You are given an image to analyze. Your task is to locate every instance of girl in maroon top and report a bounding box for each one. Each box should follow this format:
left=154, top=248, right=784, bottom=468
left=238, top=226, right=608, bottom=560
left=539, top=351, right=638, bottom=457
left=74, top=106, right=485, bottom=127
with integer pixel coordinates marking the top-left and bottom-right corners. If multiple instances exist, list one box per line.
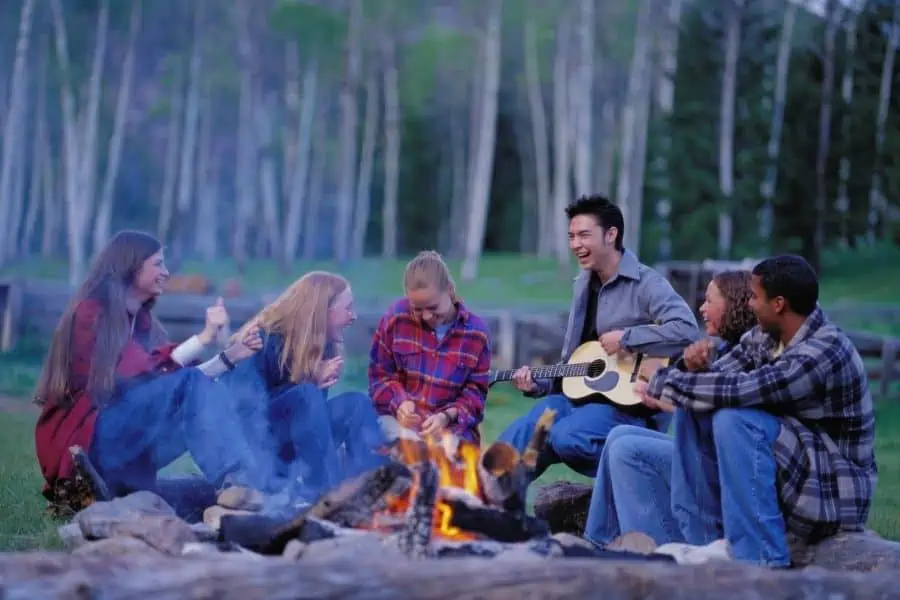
left=34, top=230, right=264, bottom=510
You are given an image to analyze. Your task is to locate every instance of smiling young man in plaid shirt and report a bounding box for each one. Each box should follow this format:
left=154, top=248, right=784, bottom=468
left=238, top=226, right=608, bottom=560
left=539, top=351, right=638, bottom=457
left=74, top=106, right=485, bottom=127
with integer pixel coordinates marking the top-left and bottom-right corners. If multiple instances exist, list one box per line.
left=637, top=255, right=877, bottom=567
left=368, top=251, right=492, bottom=445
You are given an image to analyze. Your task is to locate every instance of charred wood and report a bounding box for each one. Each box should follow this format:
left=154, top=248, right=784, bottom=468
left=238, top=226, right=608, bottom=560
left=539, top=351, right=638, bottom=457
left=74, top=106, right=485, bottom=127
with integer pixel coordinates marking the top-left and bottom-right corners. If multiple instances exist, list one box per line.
left=446, top=500, right=550, bottom=543
left=398, top=462, right=438, bottom=558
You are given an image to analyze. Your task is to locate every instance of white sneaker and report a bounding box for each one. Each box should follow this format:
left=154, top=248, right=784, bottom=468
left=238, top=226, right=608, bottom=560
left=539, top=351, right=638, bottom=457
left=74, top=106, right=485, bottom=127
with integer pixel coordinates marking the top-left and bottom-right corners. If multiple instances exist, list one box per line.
left=654, top=539, right=732, bottom=564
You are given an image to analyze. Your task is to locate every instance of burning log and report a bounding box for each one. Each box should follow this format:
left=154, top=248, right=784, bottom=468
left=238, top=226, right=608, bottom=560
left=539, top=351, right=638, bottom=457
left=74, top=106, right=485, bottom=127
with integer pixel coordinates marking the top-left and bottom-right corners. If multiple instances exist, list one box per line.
left=445, top=500, right=550, bottom=543
left=476, top=442, right=527, bottom=512
left=310, top=460, right=412, bottom=528
left=398, top=462, right=439, bottom=559
left=217, top=461, right=409, bottom=555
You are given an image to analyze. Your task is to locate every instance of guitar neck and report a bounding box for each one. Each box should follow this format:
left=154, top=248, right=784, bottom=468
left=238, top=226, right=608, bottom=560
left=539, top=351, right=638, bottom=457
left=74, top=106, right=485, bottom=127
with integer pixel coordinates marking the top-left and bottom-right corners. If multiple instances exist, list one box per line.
left=491, top=363, right=592, bottom=383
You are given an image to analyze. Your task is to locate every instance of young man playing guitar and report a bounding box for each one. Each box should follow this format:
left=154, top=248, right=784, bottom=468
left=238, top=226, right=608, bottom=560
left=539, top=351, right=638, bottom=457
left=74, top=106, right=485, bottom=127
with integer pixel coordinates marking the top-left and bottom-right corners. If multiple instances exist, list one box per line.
left=496, top=195, right=700, bottom=481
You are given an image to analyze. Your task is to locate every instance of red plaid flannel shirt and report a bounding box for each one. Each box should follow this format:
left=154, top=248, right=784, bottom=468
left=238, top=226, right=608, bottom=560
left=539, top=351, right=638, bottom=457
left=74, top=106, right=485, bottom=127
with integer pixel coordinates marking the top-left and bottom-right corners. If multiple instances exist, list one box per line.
left=368, top=298, right=492, bottom=444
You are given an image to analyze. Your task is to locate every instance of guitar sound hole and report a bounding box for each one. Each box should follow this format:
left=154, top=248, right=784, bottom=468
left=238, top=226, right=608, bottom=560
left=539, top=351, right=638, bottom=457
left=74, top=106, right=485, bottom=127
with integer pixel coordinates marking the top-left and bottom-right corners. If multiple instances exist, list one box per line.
left=587, top=359, right=607, bottom=378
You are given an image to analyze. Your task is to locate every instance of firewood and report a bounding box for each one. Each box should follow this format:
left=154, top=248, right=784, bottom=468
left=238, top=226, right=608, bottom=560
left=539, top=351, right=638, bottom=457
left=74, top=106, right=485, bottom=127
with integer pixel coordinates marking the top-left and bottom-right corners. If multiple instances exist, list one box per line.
left=216, top=461, right=409, bottom=555
left=398, top=462, right=438, bottom=559
left=310, top=460, right=411, bottom=527
left=69, top=446, right=112, bottom=502
left=477, top=442, right=526, bottom=510
left=445, top=500, right=550, bottom=543
left=218, top=513, right=337, bottom=554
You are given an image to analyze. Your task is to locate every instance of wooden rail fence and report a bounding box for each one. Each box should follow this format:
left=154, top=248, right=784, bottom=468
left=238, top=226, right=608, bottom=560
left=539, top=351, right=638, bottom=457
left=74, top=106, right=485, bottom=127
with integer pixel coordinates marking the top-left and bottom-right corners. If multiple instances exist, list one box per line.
left=2, top=271, right=898, bottom=398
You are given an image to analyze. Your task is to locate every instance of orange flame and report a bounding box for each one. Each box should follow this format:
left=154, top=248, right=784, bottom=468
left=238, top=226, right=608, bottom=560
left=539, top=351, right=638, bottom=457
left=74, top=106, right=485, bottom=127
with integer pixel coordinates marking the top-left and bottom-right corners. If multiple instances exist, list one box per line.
left=374, top=433, right=482, bottom=541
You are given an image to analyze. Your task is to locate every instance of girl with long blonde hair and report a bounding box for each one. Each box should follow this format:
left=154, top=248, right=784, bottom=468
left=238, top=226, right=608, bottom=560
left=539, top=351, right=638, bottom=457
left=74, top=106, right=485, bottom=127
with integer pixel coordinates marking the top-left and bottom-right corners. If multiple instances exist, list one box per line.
left=221, top=271, right=386, bottom=501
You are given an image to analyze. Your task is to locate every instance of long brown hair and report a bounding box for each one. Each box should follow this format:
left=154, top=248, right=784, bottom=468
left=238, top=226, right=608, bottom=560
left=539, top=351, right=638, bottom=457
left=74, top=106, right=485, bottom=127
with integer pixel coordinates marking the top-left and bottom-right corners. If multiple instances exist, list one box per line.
left=34, top=231, right=168, bottom=408
left=234, top=271, right=349, bottom=384
left=712, top=270, right=756, bottom=346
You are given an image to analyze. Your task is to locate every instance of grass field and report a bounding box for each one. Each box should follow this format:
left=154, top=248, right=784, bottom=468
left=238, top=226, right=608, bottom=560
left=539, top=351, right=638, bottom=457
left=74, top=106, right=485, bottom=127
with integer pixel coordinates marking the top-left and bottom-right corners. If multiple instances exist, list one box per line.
left=1, top=249, right=899, bottom=552
left=3, top=242, right=900, bottom=310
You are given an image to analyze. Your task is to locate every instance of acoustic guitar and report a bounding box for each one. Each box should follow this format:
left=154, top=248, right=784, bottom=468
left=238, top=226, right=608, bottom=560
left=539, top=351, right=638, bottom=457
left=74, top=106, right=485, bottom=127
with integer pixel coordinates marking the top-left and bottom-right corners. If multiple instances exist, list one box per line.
left=487, top=341, right=669, bottom=407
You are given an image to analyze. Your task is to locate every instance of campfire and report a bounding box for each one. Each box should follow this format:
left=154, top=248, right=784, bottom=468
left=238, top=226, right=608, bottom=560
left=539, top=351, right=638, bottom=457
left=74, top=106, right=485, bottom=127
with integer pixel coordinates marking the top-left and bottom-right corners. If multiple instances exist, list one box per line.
left=203, top=409, right=558, bottom=557
left=65, top=408, right=678, bottom=562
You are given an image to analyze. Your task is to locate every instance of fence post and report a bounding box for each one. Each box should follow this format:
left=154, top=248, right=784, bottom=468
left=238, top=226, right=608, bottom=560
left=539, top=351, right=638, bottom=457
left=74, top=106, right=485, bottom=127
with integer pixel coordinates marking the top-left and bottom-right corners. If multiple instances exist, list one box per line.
left=495, top=310, right=516, bottom=371
left=881, top=339, right=898, bottom=400
left=0, top=282, right=22, bottom=352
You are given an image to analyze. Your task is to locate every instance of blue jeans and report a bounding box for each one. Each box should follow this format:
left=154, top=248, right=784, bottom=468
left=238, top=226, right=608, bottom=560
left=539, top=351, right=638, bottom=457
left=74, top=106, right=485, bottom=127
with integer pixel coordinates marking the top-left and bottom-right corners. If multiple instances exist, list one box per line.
left=267, top=384, right=388, bottom=499
left=496, top=394, right=672, bottom=479
left=584, top=424, right=683, bottom=546
left=671, top=407, right=790, bottom=566
left=91, top=368, right=268, bottom=496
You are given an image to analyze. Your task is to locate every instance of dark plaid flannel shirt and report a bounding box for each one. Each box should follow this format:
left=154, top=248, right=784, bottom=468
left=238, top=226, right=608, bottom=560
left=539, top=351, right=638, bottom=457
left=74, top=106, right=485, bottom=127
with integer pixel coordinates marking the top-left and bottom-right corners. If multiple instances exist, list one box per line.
left=647, top=307, right=877, bottom=542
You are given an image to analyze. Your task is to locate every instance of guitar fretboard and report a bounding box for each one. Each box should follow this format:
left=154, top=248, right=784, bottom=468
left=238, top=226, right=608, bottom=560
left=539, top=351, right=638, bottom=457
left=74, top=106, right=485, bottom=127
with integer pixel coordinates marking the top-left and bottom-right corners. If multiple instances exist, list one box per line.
left=491, top=363, right=593, bottom=382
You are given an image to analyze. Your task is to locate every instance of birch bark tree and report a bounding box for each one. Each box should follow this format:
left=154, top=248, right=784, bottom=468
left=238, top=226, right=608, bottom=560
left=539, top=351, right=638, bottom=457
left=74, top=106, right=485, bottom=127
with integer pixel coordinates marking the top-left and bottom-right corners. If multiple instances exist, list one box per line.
left=758, top=0, right=797, bottom=249
left=573, top=0, right=595, bottom=196
left=231, top=0, right=258, bottom=270
left=0, top=0, right=36, bottom=264
left=523, top=2, right=552, bottom=258
left=334, top=0, right=363, bottom=264
left=351, top=70, right=380, bottom=260
left=551, top=11, right=573, bottom=265
left=813, top=1, right=841, bottom=272
left=835, top=13, right=857, bottom=246
left=170, top=1, right=203, bottom=264
left=461, top=0, right=503, bottom=281
left=867, top=0, right=899, bottom=243
left=282, top=52, right=319, bottom=265
left=156, top=68, right=183, bottom=243
left=51, top=0, right=109, bottom=284
left=92, top=0, right=142, bottom=254
left=381, top=31, right=400, bottom=259
left=617, top=0, right=655, bottom=257
left=717, top=0, right=743, bottom=259
left=651, top=0, right=683, bottom=261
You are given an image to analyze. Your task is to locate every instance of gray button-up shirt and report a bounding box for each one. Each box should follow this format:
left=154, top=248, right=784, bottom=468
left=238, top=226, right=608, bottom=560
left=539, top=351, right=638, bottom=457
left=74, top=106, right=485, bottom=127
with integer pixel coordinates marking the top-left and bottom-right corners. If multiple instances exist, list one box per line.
left=530, top=249, right=701, bottom=397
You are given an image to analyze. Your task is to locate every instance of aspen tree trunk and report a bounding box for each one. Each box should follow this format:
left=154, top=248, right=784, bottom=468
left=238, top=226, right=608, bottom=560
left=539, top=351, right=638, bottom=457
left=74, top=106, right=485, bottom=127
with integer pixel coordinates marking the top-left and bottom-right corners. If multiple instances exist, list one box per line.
left=351, top=70, right=380, bottom=260
left=523, top=3, right=553, bottom=258
left=92, top=0, right=141, bottom=254
left=551, top=12, right=573, bottom=266
left=813, top=2, right=840, bottom=273
left=0, top=0, right=36, bottom=264
left=758, top=1, right=796, bottom=250
left=617, top=0, right=655, bottom=256
left=157, top=70, right=183, bottom=242
left=573, top=0, right=594, bottom=196
left=282, top=56, right=318, bottom=265
left=717, top=0, right=743, bottom=260
left=461, top=0, right=503, bottom=281
left=334, top=0, right=363, bottom=264
left=867, top=0, right=899, bottom=243
left=381, top=33, right=400, bottom=259
left=835, top=15, right=857, bottom=247
left=652, top=0, right=683, bottom=261
left=171, top=1, right=203, bottom=263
